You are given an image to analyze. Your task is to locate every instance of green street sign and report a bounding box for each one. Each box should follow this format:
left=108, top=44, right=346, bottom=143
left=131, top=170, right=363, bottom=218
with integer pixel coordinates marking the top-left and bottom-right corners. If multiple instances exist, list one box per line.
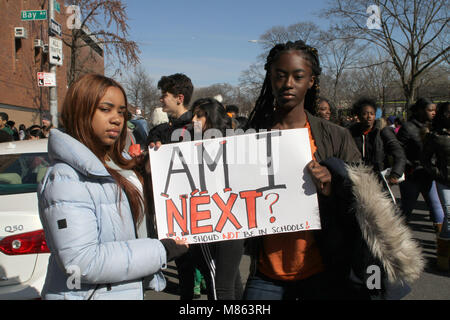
left=21, top=10, right=47, bottom=21
left=54, top=1, right=61, bottom=14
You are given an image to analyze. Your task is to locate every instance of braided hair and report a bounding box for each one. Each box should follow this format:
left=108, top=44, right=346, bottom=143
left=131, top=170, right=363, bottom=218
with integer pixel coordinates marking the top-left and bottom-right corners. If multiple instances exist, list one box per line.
left=247, top=40, right=322, bottom=130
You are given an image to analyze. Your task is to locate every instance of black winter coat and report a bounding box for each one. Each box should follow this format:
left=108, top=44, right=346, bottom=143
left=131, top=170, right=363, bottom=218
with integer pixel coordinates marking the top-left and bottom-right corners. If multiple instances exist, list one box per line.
left=422, top=129, right=450, bottom=187
left=146, top=110, right=193, bottom=145
left=349, top=121, right=406, bottom=178
left=396, top=119, right=429, bottom=172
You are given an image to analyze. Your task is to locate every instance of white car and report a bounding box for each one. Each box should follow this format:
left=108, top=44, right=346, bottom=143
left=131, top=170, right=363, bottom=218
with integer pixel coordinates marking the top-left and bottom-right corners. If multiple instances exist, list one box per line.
left=0, top=139, right=50, bottom=299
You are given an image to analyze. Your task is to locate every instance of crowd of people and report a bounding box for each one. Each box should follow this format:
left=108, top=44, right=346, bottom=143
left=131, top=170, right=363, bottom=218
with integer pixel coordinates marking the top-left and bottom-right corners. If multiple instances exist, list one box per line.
left=0, top=112, right=53, bottom=143
left=2, top=39, right=449, bottom=301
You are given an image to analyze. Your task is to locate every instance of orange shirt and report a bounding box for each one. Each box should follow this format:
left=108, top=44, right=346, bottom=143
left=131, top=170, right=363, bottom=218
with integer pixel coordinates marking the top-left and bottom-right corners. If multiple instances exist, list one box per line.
left=305, top=120, right=318, bottom=159
left=258, top=119, right=325, bottom=281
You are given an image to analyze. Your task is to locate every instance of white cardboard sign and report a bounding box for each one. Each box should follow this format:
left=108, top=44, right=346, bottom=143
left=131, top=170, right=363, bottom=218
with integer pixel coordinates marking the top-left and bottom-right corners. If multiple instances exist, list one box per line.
left=149, top=129, right=321, bottom=244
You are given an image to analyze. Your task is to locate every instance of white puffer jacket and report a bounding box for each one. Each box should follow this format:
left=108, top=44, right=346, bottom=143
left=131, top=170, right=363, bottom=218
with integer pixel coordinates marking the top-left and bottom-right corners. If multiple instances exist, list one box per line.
left=38, top=129, right=167, bottom=300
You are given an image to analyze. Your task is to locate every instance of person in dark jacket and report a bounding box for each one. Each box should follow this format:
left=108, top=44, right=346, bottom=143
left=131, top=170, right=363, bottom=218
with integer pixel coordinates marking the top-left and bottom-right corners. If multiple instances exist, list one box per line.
left=422, top=101, right=450, bottom=271
left=189, top=98, right=245, bottom=300
left=396, top=98, right=444, bottom=225
left=243, top=40, right=423, bottom=300
left=147, top=73, right=196, bottom=300
left=349, top=97, right=406, bottom=186
left=147, top=73, right=194, bottom=147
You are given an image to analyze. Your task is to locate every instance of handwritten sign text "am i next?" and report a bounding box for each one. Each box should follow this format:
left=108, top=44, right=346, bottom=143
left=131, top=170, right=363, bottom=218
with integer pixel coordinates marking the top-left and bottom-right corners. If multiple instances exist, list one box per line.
left=149, top=129, right=321, bottom=244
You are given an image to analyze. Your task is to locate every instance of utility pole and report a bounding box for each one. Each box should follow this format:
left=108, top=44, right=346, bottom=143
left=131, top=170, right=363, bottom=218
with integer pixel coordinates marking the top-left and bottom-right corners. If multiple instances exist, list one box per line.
left=48, top=0, right=58, bottom=128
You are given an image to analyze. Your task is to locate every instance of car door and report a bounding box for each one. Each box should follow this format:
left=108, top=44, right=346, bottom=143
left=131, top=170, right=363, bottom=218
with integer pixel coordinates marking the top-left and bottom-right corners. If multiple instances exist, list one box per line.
left=0, top=152, right=50, bottom=288
left=0, top=193, right=44, bottom=286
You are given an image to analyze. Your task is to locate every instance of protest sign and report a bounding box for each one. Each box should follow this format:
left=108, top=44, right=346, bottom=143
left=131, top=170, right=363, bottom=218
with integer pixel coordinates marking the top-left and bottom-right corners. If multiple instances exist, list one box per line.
left=149, top=128, right=321, bottom=244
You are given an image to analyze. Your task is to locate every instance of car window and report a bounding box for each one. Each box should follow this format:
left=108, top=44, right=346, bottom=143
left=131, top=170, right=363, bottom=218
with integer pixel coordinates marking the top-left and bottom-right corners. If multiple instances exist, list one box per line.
left=0, top=153, right=49, bottom=195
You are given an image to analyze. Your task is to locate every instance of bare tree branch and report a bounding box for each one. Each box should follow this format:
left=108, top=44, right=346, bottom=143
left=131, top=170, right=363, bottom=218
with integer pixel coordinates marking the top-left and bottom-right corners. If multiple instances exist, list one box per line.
left=64, top=0, right=140, bottom=86
left=323, top=0, right=449, bottom=108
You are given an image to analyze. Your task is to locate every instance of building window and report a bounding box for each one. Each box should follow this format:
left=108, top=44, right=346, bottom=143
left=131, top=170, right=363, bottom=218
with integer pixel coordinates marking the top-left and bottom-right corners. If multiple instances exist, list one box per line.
left=15, top=38, right=22, bottom=59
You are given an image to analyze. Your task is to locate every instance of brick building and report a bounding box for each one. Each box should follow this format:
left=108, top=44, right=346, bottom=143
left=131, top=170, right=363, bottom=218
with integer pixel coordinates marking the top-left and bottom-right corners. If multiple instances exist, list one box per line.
left=0, top=0, right=104, bottom=128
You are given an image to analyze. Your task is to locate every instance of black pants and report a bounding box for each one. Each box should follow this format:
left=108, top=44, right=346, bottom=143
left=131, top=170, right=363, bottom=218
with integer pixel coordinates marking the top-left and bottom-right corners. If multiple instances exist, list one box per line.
left=175, top=248, right=197, bottom=300
left=191, top=239, right=245, bottom=300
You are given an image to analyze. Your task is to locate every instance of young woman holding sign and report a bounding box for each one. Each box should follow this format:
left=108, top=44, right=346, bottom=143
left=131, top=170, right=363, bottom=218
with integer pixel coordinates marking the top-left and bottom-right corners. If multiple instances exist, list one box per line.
left=37, top=74, right=188, bottom=300
left=189, top=97, right=246, bottom=300
left=243, top=40, right=424, bottom=300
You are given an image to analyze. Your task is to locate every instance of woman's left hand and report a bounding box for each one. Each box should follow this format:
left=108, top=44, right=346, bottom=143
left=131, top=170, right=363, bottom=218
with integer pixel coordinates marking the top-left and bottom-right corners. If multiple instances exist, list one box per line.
left=307, top=160, right=332, bottom=196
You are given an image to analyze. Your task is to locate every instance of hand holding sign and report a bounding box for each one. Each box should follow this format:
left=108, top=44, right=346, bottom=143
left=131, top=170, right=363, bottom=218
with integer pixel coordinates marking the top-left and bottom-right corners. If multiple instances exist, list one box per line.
left=160, top=238, right=189, bottom=262
left=149, top=129, right=322, bottom=244
left=149, top=141, right=162, bottom=151
left=307, top=160, right=332, bottom=196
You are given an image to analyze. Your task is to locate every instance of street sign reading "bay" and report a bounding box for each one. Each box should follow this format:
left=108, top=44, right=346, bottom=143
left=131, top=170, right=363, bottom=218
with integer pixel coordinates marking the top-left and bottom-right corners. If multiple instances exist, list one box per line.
left=21, top=10, right=47, bottom=21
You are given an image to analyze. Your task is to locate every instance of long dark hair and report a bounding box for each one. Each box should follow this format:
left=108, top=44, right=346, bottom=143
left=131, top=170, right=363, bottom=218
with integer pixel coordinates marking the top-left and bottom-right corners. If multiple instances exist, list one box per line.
left=61, top=74, right=145, bottom=227
left=247, top=40, right=322, bottom=130
left=191, top=98, right=232, bottom=135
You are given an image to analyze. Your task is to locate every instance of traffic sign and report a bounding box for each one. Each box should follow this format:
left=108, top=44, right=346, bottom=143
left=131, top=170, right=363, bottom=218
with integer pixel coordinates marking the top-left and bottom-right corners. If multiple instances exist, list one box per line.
left=21, top=10, right=47, bottom=21
left=49, top=36, right=63, bottom=66
left=54, top=1, right=61, bottom=14
left=49, top=18, right=62, bottom=37
left=37, top=72, right=56, bottom=87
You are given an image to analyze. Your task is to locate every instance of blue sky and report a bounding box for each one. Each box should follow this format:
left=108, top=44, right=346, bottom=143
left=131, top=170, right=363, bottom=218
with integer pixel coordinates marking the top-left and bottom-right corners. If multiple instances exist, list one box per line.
left=118, top=0, right=330, bottom=87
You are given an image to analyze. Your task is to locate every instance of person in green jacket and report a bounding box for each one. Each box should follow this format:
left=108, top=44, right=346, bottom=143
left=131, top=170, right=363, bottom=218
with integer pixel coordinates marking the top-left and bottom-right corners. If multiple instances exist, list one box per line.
left=0, top=112, right=14, bottom=136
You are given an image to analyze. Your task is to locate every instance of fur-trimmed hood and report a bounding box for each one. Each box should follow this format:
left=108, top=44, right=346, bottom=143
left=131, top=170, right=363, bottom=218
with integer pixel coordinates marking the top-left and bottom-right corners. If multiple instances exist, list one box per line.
left=245, top=157, right=425, bottom=298
left=346, top=163, right=425, bottom=284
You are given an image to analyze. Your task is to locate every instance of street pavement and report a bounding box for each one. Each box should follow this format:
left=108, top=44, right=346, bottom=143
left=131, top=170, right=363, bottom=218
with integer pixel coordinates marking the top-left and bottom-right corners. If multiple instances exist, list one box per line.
left=144, top=185, right=450, bottom=300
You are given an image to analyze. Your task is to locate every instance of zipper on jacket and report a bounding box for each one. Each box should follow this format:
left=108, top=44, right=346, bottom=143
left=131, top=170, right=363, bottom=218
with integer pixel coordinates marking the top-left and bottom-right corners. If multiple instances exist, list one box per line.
left=362, top=134, right=366, bottom=159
